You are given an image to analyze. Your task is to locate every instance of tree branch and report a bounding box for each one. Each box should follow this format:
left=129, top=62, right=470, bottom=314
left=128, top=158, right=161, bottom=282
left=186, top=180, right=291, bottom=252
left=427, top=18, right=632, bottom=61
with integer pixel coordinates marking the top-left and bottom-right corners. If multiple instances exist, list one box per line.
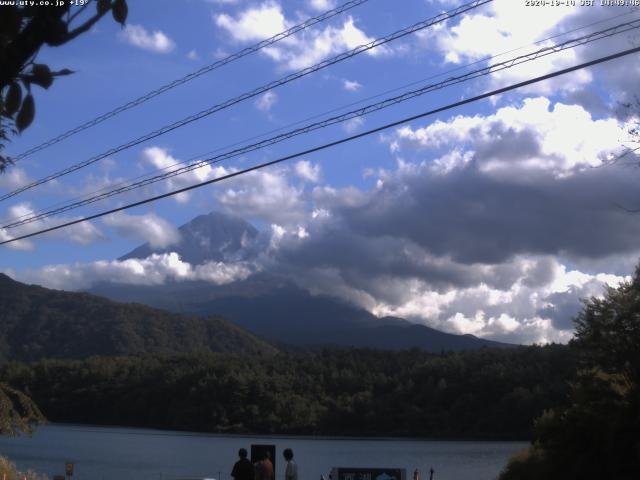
left=68, top=0, right=93, bottom=24
left=56, top=7, right=111, bottom=45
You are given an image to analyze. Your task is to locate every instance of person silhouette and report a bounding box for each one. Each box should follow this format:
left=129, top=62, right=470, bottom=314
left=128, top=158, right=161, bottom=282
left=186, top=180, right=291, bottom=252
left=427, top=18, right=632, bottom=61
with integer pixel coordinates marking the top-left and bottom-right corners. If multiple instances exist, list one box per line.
left=256, top=450, right=274, bottom=480
left=231, top=448, right=253, bottom=480
left=283, top=448, right=298, bottom=480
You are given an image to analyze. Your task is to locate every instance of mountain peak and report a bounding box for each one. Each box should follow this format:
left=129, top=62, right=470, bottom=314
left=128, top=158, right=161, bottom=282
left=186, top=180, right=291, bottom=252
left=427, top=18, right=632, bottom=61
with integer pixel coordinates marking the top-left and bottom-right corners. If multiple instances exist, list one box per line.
left=119, top=210, right=262, bottom=265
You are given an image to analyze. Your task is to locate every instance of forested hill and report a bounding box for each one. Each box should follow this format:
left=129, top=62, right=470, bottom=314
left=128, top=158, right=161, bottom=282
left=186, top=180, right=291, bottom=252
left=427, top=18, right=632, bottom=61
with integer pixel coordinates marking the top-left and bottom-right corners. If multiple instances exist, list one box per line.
left=0, top=273, right=277, bottom=361
left=2, top=346, right=575, bottom=439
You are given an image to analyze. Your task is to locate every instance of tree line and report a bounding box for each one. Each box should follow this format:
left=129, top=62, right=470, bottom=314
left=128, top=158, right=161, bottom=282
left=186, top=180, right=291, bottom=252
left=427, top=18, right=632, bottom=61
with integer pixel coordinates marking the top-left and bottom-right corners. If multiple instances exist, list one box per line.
left=1, top=344, right=574, bottom=439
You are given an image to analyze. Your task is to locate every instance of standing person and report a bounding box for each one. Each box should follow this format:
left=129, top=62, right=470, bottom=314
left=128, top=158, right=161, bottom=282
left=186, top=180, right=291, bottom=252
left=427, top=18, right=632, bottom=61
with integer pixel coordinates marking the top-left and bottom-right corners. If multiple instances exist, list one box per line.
left=256, top=451, right=274, bottom=480
left=283, top=448, right=298, bottom=480
left=231, top=448, right=254, bottom=480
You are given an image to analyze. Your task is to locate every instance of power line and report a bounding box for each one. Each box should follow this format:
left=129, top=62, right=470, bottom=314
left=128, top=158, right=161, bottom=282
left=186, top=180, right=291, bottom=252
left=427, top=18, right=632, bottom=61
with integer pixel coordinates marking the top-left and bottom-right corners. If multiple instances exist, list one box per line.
left=4, top=18, right=638, bottom=230
left=0, top=0, right=493, bottom=203
left=2, top=44, right=638, bottom=247
left=7, top=7, right=631, bottom=229
left=2, top=11, right=636, bottom=229
left=11, top=0, right=371, bottom=161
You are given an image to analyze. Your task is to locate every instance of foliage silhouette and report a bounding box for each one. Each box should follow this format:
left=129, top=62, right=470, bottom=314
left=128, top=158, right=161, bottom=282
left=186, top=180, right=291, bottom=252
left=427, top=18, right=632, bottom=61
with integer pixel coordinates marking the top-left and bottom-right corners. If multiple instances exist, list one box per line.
left=0, top=0, right=128, bottom=170
left=499, top=265, right=640, bottom=480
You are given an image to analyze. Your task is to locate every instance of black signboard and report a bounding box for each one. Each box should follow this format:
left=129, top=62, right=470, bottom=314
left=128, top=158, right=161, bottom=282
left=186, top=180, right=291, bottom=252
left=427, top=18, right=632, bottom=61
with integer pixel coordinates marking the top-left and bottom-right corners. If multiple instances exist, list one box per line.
left=335, top=468, right=405, bottom=480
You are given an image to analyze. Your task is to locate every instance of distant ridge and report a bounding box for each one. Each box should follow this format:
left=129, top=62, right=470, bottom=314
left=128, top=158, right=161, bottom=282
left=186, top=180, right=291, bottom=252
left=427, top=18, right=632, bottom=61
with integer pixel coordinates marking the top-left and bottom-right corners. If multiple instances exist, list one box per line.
left=0, top=273, right=277, bottom=362
left=92, top=276, right=514, bottom=352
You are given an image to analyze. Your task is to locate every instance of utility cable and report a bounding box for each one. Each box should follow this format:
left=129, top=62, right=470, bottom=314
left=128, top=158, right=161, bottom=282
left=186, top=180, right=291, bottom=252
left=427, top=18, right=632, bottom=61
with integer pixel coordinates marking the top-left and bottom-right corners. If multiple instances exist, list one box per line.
left=2, top=43, right=638, bottom=246
left=11, top=0, right=371, bottom=161
left=0, top=0, right=493, bottom=203
left=6, top=2, right=631, bottom=227
left=3, top=18, right=638, bottom=230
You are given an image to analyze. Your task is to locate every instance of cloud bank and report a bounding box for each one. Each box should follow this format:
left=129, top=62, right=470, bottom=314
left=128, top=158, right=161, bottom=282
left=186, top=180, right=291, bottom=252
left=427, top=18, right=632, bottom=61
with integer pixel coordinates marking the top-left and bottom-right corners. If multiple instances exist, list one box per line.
left=6, top=92, right=639, bottom=345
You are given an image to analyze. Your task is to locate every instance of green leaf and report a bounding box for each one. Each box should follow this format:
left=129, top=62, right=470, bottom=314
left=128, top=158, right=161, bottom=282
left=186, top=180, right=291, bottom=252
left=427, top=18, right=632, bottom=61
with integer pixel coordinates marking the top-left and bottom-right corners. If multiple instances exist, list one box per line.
left=97, top=0, right=111, bottom=14
left=5, top=83, right=22, bottom=116
left=31, top=64, right=53, bottom=89
left=16, top=94, right=35, bottom=132
left=112, top=0, right=128, bottom=25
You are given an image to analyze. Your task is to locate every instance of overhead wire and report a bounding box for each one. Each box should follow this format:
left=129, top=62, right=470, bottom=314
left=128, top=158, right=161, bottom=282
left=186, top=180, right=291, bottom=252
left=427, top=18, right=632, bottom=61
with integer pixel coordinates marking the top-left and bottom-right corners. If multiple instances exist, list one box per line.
left=2, top=7, right=636, bottom=227
left=0, top=0, right=493, bottom=203
left=3, top=17, right=639, bottom=230
left=103, top=6, right=640, bottom=191
left=2, top=44, right=639, bottom=246
left=11, top=0, right=371, bottom=161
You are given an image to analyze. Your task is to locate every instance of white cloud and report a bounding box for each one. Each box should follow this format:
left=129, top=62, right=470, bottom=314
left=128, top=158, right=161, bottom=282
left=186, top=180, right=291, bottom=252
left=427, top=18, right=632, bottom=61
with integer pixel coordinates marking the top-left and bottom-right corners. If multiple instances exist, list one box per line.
left=0, top=167, right=31, bottom=191
left=255, top=90, right=277, bottom=112
left=423, top=0, right=640, bottom=102
left=392, top=97, right=625, bottom=175
left=270, top=16, right=387, bottom=71
left=13, top=253, right=253, bottom=291
left=0, top=227, right=32, bottom=251
left=142, top=146, right=229, bottom=203
left=364, top=256, right=628, bottom=343
left=428, top=0, right=578, bottom=63
left=294, top=160, right=321, bottom=183
left=309, top=0, right=336, bottom=11
left=343, top=116, right=364, bottom=133
left=217, top=168, right=306, bottom=224
left=343, top=79, right=362, bottom=91
left=187, top=49, right=199, bottom=60
left=421, top=0, right=593, bottom=95
left=119, top=24, right=176, bottom=54
left=215, top=3, right=386, bottom=71
left=103, top=212, right=181, bottom=249
left=0, top=202, right=103, bottom=250
left=215, top=1, right=287, bottom=42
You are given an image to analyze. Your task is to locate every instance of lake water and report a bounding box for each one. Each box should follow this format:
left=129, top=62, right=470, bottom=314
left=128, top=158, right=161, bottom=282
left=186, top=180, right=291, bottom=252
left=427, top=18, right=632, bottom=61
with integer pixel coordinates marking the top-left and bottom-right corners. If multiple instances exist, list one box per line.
left=0, top=425, right=527, bottom=480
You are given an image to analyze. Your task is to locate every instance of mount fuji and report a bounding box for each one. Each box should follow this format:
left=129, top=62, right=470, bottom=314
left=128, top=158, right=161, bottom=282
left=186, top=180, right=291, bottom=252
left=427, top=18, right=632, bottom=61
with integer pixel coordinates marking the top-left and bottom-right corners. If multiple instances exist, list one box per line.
left=92, top=211, right=513, bottom=351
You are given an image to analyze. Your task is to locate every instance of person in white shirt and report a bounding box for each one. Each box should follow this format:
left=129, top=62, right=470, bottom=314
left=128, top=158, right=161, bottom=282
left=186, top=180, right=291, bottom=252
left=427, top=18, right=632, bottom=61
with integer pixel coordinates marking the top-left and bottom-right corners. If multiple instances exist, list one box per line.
left=283, top=448, right=298, bottom=480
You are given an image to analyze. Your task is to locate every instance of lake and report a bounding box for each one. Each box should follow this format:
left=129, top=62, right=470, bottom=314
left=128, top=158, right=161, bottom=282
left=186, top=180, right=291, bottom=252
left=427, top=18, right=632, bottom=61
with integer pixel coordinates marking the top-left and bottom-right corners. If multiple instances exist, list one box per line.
left=0, top=425, right=527, bottom=480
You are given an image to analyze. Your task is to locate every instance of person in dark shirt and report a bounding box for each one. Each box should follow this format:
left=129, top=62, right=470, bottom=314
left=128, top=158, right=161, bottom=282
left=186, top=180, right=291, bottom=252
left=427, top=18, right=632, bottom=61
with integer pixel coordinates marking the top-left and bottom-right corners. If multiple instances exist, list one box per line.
left=231, top=448, right=254, bottom=480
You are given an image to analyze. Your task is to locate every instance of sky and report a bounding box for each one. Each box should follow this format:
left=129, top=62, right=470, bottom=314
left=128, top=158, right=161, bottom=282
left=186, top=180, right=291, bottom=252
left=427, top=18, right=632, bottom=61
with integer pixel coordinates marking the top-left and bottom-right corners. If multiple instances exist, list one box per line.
left=2, top=0, right=640, bottom=344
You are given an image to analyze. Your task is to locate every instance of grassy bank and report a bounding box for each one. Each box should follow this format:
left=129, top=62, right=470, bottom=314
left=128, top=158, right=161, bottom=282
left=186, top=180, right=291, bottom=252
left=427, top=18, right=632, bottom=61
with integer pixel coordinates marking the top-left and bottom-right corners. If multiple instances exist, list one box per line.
left=0, top=456, right=47, bottom=480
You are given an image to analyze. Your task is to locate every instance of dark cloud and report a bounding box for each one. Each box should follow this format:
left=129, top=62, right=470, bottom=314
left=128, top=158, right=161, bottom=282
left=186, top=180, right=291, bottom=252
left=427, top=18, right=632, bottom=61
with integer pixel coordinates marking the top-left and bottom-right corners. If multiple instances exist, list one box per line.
left=328, top=160, right=640, bottom=264
left=475, top=124, right=542, bottom=162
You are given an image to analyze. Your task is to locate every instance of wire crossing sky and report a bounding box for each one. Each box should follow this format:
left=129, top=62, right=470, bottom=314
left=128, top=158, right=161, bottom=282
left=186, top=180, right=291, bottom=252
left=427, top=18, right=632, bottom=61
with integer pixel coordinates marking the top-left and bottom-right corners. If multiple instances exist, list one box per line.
left=4, top=5, right=633, bottom=228
left=4, top=17, right=639, bottom=231
left=0, top=0, right=492, bottom=203
left=3, top=43, right=638, bottom=246
left=12, top=0, right=371, bottom=162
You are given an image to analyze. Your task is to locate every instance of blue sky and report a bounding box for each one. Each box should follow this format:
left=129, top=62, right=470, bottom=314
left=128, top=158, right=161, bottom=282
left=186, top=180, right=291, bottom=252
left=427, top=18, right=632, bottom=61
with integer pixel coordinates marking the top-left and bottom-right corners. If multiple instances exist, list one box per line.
left=2, top=0, right=640, bottom=344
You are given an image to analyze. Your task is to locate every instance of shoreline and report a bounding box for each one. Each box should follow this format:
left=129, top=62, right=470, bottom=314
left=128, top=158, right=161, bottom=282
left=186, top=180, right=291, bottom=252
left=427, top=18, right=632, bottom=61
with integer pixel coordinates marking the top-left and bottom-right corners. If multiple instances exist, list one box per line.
left=32, top=422, right=532, bottom=443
